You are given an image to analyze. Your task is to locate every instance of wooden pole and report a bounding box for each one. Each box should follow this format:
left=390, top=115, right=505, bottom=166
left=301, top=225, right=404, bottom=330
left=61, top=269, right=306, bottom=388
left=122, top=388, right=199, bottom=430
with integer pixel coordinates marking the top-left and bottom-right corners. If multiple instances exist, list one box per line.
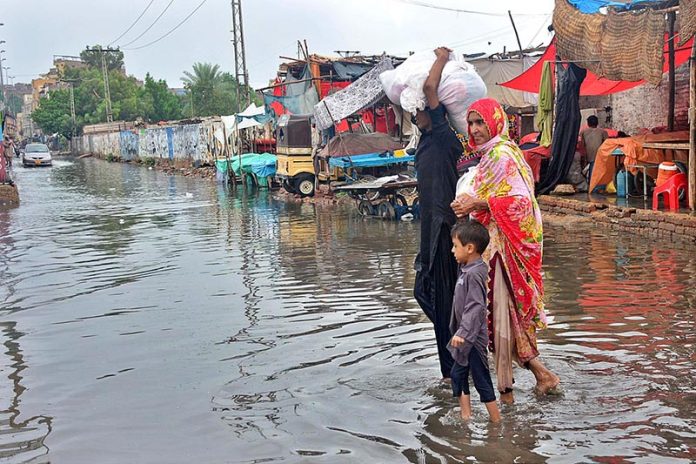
left=508, top=11, right=524, bottom=58
left=689, top=39, right=696, bottom=210
left=667, top=12, right=676, bottom=132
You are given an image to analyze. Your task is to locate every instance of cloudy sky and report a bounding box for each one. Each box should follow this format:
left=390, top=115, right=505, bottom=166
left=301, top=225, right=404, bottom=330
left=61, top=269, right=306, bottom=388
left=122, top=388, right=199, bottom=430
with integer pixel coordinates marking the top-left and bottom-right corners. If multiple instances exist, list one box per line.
left=2, top=0, right=555, bottom=88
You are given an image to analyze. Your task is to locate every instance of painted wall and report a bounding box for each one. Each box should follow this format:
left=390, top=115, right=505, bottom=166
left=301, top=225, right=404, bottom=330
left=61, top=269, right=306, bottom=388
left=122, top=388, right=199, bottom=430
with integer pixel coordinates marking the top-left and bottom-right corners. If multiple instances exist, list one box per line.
left=76, top=120, right=227, bottom=165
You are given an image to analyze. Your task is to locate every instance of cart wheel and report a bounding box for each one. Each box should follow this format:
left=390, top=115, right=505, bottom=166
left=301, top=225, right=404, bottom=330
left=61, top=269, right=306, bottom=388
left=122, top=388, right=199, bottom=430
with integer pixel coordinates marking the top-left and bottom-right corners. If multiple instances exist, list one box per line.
left=394, top=194, right=408, bottom=207
left=378, top=202, right=395, bottom=220
left=294, top=173, right=316, bottom=197
left=358, top=200, right=374, bottom=217
left=357, top=175, right=380, bottom=201
left=282, top=178, right=296, bottom=194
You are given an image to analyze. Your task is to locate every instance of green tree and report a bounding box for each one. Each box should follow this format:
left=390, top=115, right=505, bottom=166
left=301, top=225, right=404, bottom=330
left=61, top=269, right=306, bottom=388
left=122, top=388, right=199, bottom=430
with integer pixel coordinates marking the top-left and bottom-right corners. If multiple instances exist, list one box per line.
left=1, top=93, right=23, bottom=115
left=182, top=62, right=223, bottom=117
left=31, top=89, right=74, bottom=138
left=181, top=63, right=260, bottom=117
left=79, top=45, right=125, bottom=71
left=143, top=73, right=182, bottom=122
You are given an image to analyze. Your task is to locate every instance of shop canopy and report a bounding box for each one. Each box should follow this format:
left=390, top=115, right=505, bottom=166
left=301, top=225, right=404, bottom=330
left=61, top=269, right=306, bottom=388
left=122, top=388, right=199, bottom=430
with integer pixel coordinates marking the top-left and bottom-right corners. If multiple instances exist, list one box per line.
left=500, top=36, right=694, bottom=96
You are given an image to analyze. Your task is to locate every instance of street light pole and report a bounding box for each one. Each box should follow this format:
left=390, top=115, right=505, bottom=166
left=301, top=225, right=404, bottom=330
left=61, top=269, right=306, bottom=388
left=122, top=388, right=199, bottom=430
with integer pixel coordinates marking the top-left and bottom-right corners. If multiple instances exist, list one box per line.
left=0, top=50, right=5, bottom=103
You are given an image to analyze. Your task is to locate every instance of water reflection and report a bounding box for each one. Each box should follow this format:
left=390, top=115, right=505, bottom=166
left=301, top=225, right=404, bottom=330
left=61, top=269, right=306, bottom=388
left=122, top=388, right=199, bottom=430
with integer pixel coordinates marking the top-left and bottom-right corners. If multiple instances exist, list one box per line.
left=0, top=159, right=693, bottom=463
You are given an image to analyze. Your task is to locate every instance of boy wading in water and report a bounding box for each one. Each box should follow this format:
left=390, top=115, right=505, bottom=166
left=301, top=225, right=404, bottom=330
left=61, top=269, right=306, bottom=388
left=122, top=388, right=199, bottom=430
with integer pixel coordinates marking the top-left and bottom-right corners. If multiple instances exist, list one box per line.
left=448, top=220, right=501, bottom=422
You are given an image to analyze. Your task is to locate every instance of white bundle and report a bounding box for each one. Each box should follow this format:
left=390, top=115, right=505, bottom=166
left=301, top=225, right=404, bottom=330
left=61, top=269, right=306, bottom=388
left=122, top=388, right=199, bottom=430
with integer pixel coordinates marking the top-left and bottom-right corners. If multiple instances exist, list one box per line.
left=379, top=51, right=487, bottom=135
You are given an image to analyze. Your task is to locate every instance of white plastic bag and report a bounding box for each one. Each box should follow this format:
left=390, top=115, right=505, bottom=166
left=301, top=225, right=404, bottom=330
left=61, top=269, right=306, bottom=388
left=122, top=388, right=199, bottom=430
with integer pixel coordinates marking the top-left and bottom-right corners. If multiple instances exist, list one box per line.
left=379, top=50, right=487, bottom=135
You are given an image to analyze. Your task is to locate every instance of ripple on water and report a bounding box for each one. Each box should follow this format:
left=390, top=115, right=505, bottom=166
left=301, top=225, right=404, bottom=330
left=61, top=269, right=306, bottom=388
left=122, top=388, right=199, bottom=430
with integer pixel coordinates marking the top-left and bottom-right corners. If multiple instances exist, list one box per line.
left=0, top=160, right=694, bottom=463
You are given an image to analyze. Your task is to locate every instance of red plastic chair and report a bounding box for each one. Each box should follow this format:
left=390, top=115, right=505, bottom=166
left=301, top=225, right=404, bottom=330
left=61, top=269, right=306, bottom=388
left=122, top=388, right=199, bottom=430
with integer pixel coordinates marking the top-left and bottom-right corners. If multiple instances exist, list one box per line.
left=652, top=172, right=688, bottom=210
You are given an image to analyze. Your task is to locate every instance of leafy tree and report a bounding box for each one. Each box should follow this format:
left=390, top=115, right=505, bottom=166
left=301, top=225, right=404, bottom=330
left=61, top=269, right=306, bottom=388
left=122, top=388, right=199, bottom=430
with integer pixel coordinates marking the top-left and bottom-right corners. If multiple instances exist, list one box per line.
left=1, top=93, right=23, bottom=115
left=30, top=89, right=74, bottom=137
left=79, top=45, right=125, bottom=71
left=143, top=73, right=182, bottom=122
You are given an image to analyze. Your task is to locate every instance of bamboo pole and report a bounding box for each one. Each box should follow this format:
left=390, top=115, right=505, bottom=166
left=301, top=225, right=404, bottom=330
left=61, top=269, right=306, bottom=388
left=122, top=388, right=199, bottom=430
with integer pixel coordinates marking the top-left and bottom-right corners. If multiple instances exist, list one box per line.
left=689, top=39, right=696, bottom=210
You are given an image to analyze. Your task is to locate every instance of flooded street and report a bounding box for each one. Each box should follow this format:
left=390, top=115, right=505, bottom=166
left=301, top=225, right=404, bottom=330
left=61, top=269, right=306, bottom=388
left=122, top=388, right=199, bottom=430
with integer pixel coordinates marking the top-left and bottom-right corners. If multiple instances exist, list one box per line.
left=0, top=158, right=694, bottom=463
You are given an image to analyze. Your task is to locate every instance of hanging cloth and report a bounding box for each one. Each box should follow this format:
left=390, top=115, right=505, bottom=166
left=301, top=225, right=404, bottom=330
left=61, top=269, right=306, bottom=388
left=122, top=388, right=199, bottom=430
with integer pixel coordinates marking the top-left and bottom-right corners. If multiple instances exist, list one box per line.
left=536, top=62, right=554, bottom=148
left=536, top=63, right=587, bottom=195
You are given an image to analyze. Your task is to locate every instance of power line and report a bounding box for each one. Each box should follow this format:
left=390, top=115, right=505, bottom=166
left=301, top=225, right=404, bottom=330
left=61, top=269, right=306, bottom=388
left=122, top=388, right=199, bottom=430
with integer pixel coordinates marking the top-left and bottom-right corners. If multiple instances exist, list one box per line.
left=108, top=0, right=156, bottom=46
left=119, top=0, right=176, bottom=48
left=395, top=0, right=548, bottom=17
left=124, top=0, right=208, bottom=51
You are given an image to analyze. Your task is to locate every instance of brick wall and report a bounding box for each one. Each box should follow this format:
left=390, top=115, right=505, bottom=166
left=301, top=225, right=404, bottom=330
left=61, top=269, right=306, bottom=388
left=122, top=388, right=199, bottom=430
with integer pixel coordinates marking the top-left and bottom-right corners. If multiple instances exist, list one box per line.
left=609, top=63, right=690, bottom=133
left=538, top=196, right=696, bottom=245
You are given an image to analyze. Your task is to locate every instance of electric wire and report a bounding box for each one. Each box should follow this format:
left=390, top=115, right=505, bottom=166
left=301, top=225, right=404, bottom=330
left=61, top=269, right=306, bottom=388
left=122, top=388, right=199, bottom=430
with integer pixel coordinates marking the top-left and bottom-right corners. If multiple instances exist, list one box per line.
left=108, top=0, right=156, bottom=47
left=395, top=0, right=548, bottom=17
left=123, top=0, right=208, bottom=51
left=526, top=14, right=553, bottom=48
left=119, top=0, right=176, bottom=48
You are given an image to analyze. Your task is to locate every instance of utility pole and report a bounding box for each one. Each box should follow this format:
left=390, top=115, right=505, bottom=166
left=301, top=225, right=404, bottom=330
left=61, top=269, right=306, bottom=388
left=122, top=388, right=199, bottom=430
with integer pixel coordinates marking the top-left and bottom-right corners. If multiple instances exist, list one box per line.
left=230, top=0, right=249, bottom=113
left=69, top=83, right=76, bottom=135
left=85, top=46, right=118, bottom=123
left=100, top=53, right=113, bottom=122
left=0, top=49, right=6, bottom=104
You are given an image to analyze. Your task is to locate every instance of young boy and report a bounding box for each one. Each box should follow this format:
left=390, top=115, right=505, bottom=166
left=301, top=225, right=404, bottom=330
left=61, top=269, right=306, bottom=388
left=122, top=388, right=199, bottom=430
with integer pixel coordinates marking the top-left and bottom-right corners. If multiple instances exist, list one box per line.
left=448, top=220, right=501, bottom=422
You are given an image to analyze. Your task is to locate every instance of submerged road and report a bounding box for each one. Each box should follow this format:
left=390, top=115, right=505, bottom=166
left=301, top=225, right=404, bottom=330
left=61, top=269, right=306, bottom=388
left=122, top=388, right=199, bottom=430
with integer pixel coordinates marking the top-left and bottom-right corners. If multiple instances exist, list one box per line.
left=0, top=158, right=694, bottom=463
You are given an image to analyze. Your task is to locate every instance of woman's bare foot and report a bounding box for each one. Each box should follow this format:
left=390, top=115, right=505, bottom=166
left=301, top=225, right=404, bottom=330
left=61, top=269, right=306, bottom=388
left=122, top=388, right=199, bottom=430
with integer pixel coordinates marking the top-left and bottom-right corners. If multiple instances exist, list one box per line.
left=500, top=391, right=514, bottom=404
left=527, top=358, right=560, bottom=395
left=534, top=373, right=560, bottom=395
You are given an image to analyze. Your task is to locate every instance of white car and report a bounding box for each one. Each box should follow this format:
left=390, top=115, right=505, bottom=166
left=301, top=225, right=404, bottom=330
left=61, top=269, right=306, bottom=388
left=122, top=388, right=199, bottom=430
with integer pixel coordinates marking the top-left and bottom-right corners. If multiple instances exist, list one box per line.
left=22, top=143, right=52, bottom=167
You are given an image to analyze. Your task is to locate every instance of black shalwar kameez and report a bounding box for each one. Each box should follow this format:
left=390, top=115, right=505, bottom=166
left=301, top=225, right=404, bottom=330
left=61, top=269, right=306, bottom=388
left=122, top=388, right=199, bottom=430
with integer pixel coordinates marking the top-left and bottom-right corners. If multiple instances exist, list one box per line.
left=413, top=104, right=461, bottom=378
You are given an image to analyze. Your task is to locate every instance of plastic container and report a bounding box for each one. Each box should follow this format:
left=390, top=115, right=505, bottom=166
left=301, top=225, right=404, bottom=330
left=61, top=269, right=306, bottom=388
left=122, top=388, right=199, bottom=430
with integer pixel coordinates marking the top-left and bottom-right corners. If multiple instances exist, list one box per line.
left=615, top=170, right=627, bottom=197
left=656, top=161, right=678, bottom=187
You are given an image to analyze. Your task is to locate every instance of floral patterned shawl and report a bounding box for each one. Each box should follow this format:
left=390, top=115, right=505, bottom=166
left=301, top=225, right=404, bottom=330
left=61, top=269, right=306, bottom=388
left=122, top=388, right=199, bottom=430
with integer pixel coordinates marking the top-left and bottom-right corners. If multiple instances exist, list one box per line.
left=468, top=98, right=546, bottom=330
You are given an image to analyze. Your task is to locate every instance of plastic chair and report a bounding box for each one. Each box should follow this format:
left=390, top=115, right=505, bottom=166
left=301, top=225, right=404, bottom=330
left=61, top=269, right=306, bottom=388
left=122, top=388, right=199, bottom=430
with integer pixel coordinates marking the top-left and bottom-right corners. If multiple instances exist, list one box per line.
left=652, top=173, right=688, bottom=210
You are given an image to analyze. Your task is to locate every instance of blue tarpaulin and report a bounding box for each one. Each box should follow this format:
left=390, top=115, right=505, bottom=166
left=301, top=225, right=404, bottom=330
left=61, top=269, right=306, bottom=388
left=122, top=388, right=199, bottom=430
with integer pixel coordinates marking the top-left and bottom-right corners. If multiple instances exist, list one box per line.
left=216, top=153, right=277, bottom=187
left=568, top=0, right=664, bottom=14
left=328, top=152, right=415, bottom=169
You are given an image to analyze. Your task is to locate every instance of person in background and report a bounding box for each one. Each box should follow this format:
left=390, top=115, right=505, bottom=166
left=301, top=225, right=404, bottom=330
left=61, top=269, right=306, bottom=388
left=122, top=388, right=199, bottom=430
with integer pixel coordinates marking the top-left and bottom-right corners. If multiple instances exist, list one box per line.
left=579, top=115, right=608, bottom=185
left=412, top=46, right=461, bottom=380
left=449, top=220, right=501, bottom=422
left=451, top=98, right=560, bottom=403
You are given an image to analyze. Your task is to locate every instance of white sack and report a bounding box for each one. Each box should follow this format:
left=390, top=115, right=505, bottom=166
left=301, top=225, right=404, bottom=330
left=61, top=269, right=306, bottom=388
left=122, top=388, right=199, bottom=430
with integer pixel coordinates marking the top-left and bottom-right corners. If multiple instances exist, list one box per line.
left=380, top=51, right=487, bottom=134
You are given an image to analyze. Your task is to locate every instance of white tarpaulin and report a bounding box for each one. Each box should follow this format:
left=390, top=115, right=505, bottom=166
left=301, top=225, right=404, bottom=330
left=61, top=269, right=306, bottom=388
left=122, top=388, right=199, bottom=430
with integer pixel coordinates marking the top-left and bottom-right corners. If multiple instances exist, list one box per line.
left=469, top=57, right=539, bottom=108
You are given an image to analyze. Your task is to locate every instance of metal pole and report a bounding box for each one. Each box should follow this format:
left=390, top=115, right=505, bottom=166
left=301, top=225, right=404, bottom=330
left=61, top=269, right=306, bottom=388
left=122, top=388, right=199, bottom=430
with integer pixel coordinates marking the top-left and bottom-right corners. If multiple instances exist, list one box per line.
left=0, top=50, right=5, bottom=103
left=100, top=52, right=113, bottom=122
left=689, top=40, right=696, bottom=210
left=69, top=83, right=76, bottom=138
left=231, top=0, right=250, bottom=113
left=667, top=12, right=676, bottom=132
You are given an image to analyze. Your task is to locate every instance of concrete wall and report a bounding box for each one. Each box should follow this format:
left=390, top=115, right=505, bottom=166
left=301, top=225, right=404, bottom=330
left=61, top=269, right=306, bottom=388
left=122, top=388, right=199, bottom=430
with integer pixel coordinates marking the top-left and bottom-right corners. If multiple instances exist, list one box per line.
left=76, top=119, right=227, bottom=165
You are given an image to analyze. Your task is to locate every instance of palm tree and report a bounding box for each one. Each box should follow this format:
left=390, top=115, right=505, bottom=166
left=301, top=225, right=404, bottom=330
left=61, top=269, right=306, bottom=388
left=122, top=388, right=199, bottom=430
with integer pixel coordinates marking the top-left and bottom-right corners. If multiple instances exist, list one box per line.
left=181, top=62, right=223, bottom=89
left=181, top=63, right=224, bottom=117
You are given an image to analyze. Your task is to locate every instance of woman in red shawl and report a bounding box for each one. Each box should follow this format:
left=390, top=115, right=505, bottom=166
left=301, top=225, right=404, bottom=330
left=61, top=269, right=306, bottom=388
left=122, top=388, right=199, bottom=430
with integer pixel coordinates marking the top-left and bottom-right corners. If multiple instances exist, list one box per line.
left=451, top=98, right=559, bottom=403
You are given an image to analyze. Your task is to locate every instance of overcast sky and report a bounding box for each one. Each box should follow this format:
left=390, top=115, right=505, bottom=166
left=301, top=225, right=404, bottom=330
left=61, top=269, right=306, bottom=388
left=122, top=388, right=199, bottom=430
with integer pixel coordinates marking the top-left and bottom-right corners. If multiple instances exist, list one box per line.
left=2, top=0, right=555, bottom=88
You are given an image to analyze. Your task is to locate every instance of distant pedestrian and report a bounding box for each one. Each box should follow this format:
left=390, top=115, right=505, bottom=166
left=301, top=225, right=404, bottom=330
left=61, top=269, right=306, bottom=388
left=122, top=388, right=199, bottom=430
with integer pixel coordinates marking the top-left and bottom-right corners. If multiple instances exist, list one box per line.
left=448, top=220, right=501, bottom=422
left=579, top=115, right=608, bottom=184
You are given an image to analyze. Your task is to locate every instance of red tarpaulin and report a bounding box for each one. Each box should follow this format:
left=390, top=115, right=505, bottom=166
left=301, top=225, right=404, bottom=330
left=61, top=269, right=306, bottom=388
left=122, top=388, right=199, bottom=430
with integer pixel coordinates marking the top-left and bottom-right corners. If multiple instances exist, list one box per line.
left=501, top=35, right=694, bottom=96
